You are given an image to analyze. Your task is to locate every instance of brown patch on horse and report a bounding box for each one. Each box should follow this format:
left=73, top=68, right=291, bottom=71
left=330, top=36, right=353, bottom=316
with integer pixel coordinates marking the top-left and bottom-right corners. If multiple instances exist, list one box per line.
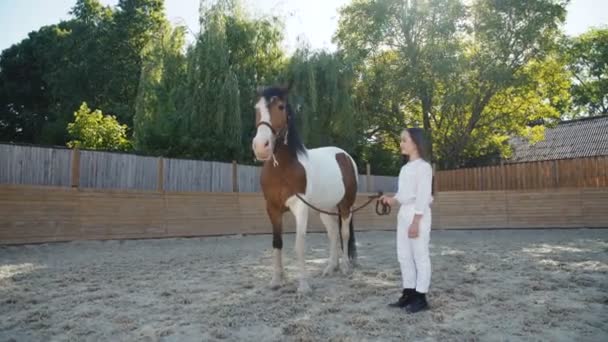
left=267, top=97, right=288, bottom=131
left=260, top=144, right=307, bottom=249
left=335, top=153, right=357, bottom=220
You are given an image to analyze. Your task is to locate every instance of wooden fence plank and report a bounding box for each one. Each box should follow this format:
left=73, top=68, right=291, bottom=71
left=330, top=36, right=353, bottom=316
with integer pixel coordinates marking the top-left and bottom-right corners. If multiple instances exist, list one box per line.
left=434, top=156, right=607, bottom=191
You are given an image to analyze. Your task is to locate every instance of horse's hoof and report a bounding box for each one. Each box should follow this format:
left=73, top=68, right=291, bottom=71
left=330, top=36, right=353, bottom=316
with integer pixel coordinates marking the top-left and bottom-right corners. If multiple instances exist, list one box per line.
left=340, top=260, right=352, bottom=275
left=297, top=281, right=311, bottom=294
left=270, top=279, right=283, bottom=290
left=322, top=264, right=338, bottom=276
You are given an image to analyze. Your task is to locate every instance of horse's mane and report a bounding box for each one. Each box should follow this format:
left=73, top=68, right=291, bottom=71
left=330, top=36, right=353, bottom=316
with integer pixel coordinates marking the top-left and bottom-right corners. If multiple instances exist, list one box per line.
left=262, top=86, right=307, bottom=157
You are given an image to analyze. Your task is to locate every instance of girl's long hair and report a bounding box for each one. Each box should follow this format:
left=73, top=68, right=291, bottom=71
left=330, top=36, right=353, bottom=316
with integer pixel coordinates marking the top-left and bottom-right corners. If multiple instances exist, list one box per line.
left=401, top=128, right=435, bottom=195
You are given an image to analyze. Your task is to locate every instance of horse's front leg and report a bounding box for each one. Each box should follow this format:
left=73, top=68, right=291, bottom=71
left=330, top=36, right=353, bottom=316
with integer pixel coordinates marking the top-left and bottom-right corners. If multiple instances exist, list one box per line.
left=267, top=204, right=284, bottom=289
left=289, top=197, right=311, bottom=294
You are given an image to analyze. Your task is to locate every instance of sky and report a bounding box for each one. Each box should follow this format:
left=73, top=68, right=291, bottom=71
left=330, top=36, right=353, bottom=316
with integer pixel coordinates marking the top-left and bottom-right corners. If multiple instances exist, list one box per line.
left=1, top=0, right=607, bottom=54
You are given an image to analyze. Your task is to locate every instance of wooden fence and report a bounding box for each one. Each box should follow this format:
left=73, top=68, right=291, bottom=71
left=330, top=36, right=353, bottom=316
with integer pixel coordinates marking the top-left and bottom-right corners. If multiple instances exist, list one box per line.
left=0, top=143, right=397, bottom=193
left=435, top=156, right=608, bottom=191
left=4, top=143, right=607, bottom=195
left=1, top=185, right=606, bottom=245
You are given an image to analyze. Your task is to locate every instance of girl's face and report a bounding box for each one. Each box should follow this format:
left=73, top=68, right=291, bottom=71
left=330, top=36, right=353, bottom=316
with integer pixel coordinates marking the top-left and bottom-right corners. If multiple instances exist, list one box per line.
left=400, top=130, right=417, bottom=156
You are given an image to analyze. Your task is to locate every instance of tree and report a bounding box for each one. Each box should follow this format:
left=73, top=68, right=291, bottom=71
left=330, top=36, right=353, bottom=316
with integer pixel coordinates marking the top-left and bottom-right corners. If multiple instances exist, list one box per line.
left=0, top=29, right=52, bottom=143
left=133, top=25, right=188, bottom=156
left=566, top=28, right=608, bottom=117
left=106, top=0, right=169, bottom=127
left=335, top=0, right=571, bottom=169
left=0, top=0, right=168, bottom=145
left=133, top=0, right=286, bottom=162
left=67, top=102, right=131, bottom=151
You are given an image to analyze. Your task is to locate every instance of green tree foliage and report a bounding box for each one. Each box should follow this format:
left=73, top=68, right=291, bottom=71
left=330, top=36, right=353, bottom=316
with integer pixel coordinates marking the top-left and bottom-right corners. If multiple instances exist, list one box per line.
left=133, top=25, right=187, bottom=156
left=67, top=102, right=131, bottom=150
left=335, top=0, right=571, bottom=169
left=0, top=27, right=54, bottom=143
left=0, top=0, right=167, bottom=145
left=1, top=0, right=601, bottom=174
left=286, top=46, right=361, bottom=151
left=565, top=28, right=608, bottom=117
left=109, top=0, right=169, bottom=126
left=133, top=0, right=285, bottom=162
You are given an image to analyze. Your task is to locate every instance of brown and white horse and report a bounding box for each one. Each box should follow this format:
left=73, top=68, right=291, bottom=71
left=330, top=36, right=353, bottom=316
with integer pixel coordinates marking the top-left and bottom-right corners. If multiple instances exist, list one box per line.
left=251, top=84, right=359, bottom=294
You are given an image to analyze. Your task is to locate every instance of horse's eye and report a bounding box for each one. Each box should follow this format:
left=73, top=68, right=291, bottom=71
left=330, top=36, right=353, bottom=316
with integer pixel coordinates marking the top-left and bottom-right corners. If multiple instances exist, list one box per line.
left=278, top=105, right=285, bottom=111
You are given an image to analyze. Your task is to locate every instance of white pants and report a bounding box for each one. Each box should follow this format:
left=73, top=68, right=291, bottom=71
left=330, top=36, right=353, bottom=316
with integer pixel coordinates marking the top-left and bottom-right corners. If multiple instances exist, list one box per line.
left=396, top=203, right=432, bottom=293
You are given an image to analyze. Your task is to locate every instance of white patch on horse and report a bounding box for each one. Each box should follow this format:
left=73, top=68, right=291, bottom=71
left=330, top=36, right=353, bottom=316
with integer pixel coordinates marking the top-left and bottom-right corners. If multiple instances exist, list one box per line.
left=254, top=97, right=272, bottom=137
left=255, top=97, right=270, bottom=121
left=296, top=147, right=348, bottom=209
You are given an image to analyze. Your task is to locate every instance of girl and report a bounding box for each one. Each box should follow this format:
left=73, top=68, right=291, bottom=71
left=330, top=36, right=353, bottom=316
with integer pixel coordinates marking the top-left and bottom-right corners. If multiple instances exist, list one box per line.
left=380, top=127, right=433, bottom=314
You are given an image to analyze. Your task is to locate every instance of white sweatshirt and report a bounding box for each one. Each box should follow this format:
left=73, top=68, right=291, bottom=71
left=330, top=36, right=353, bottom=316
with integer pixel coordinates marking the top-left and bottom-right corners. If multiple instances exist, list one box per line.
left=394, top=158, right=433, bottom=215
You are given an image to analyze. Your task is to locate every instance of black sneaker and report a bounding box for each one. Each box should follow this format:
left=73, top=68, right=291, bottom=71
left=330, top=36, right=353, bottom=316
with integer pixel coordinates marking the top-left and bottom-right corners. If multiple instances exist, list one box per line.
left=405, top=291, right=429, bottom=313
left=388, top=288, right=415, bottom=308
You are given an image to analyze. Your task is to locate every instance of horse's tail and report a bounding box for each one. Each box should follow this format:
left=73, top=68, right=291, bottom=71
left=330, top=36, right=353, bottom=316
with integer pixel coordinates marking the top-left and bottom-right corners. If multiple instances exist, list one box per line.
left=338, top=213, right=344, bottom=253
left=348, top=214, right=357, bottom=261
left=337, top=212, right=357, bottom=262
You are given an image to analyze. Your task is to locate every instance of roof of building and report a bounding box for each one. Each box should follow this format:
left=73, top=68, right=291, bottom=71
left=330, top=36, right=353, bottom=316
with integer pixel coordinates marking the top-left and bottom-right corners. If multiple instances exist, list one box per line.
left=507, top=115, right=608, bottom=162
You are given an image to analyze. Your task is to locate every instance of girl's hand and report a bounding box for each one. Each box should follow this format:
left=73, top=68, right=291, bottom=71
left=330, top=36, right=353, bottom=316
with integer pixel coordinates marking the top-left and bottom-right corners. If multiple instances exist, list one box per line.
left=408, top=220, right=420, bottom=238
left=379, top=195, right=394, bottom=206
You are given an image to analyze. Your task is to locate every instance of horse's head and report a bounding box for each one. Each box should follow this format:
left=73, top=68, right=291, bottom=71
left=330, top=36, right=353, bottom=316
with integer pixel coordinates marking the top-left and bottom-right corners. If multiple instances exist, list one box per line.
left=252, top=83, right=292, bottom=161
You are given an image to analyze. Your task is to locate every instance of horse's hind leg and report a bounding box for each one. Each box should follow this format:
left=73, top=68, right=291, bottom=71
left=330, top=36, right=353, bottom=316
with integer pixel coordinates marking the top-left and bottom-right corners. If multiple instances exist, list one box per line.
left=339, top=213, right=353, bottom=275
left=320, top=213, right=340, bottom=276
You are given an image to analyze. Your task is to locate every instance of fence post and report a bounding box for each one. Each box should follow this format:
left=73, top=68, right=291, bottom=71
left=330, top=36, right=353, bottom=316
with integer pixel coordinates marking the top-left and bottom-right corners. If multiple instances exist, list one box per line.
left=501, top=162, right=506, bottom=191
left=232, top=160, right=238, bottom=192
left=366, top=163, right=371, bottom=193
left=157, top=157, right=164, bottom=192
left=70, top=148, right=80, bottom=188
left=552, top=160, right=559, bottom=188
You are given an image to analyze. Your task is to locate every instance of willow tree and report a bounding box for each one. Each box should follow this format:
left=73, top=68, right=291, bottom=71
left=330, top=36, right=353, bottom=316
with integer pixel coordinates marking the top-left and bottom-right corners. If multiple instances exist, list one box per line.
left=286, top=47, right=363, bottom=158
left=133, top=0, right=285, bottom=162
left=133, top=24, right=187, bottom=156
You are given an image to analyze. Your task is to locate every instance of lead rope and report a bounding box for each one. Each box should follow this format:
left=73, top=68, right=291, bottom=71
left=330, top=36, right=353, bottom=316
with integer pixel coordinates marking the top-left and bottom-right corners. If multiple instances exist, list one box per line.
left=293, top=190, right=391, bottom=216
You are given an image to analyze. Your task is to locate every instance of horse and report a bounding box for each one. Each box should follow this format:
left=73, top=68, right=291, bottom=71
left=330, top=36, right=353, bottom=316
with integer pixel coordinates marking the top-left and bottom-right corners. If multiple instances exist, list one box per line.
left=251, top=83, right=360, bottom=294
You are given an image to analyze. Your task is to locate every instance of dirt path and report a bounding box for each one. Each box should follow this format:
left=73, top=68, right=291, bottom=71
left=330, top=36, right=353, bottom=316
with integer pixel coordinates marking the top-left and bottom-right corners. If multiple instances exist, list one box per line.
left=1, top=229, right=607, bottom=341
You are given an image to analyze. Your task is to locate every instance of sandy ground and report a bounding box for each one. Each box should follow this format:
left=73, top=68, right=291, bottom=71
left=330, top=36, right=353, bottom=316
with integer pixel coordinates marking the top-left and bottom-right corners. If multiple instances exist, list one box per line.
left=1, top=229, right=607, bottom=342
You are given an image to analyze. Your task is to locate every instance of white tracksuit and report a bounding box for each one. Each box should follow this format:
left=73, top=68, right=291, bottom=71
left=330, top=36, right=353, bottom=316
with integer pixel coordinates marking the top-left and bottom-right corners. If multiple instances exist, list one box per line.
left=394, top=158, right=433, bottom=293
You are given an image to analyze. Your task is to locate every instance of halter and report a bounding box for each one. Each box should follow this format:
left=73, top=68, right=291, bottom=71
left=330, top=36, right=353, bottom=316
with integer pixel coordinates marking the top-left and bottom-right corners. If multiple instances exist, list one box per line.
left=255, top=120, right=288, bottom=167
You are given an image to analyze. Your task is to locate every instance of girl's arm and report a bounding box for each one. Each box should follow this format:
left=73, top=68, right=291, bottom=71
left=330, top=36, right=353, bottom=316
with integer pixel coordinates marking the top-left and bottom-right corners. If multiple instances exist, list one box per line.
left=393, top=166, right=408, bottom=205
left=414, top=163, right=433, bottom=216
left=409, top=163, right=432, bottom=237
